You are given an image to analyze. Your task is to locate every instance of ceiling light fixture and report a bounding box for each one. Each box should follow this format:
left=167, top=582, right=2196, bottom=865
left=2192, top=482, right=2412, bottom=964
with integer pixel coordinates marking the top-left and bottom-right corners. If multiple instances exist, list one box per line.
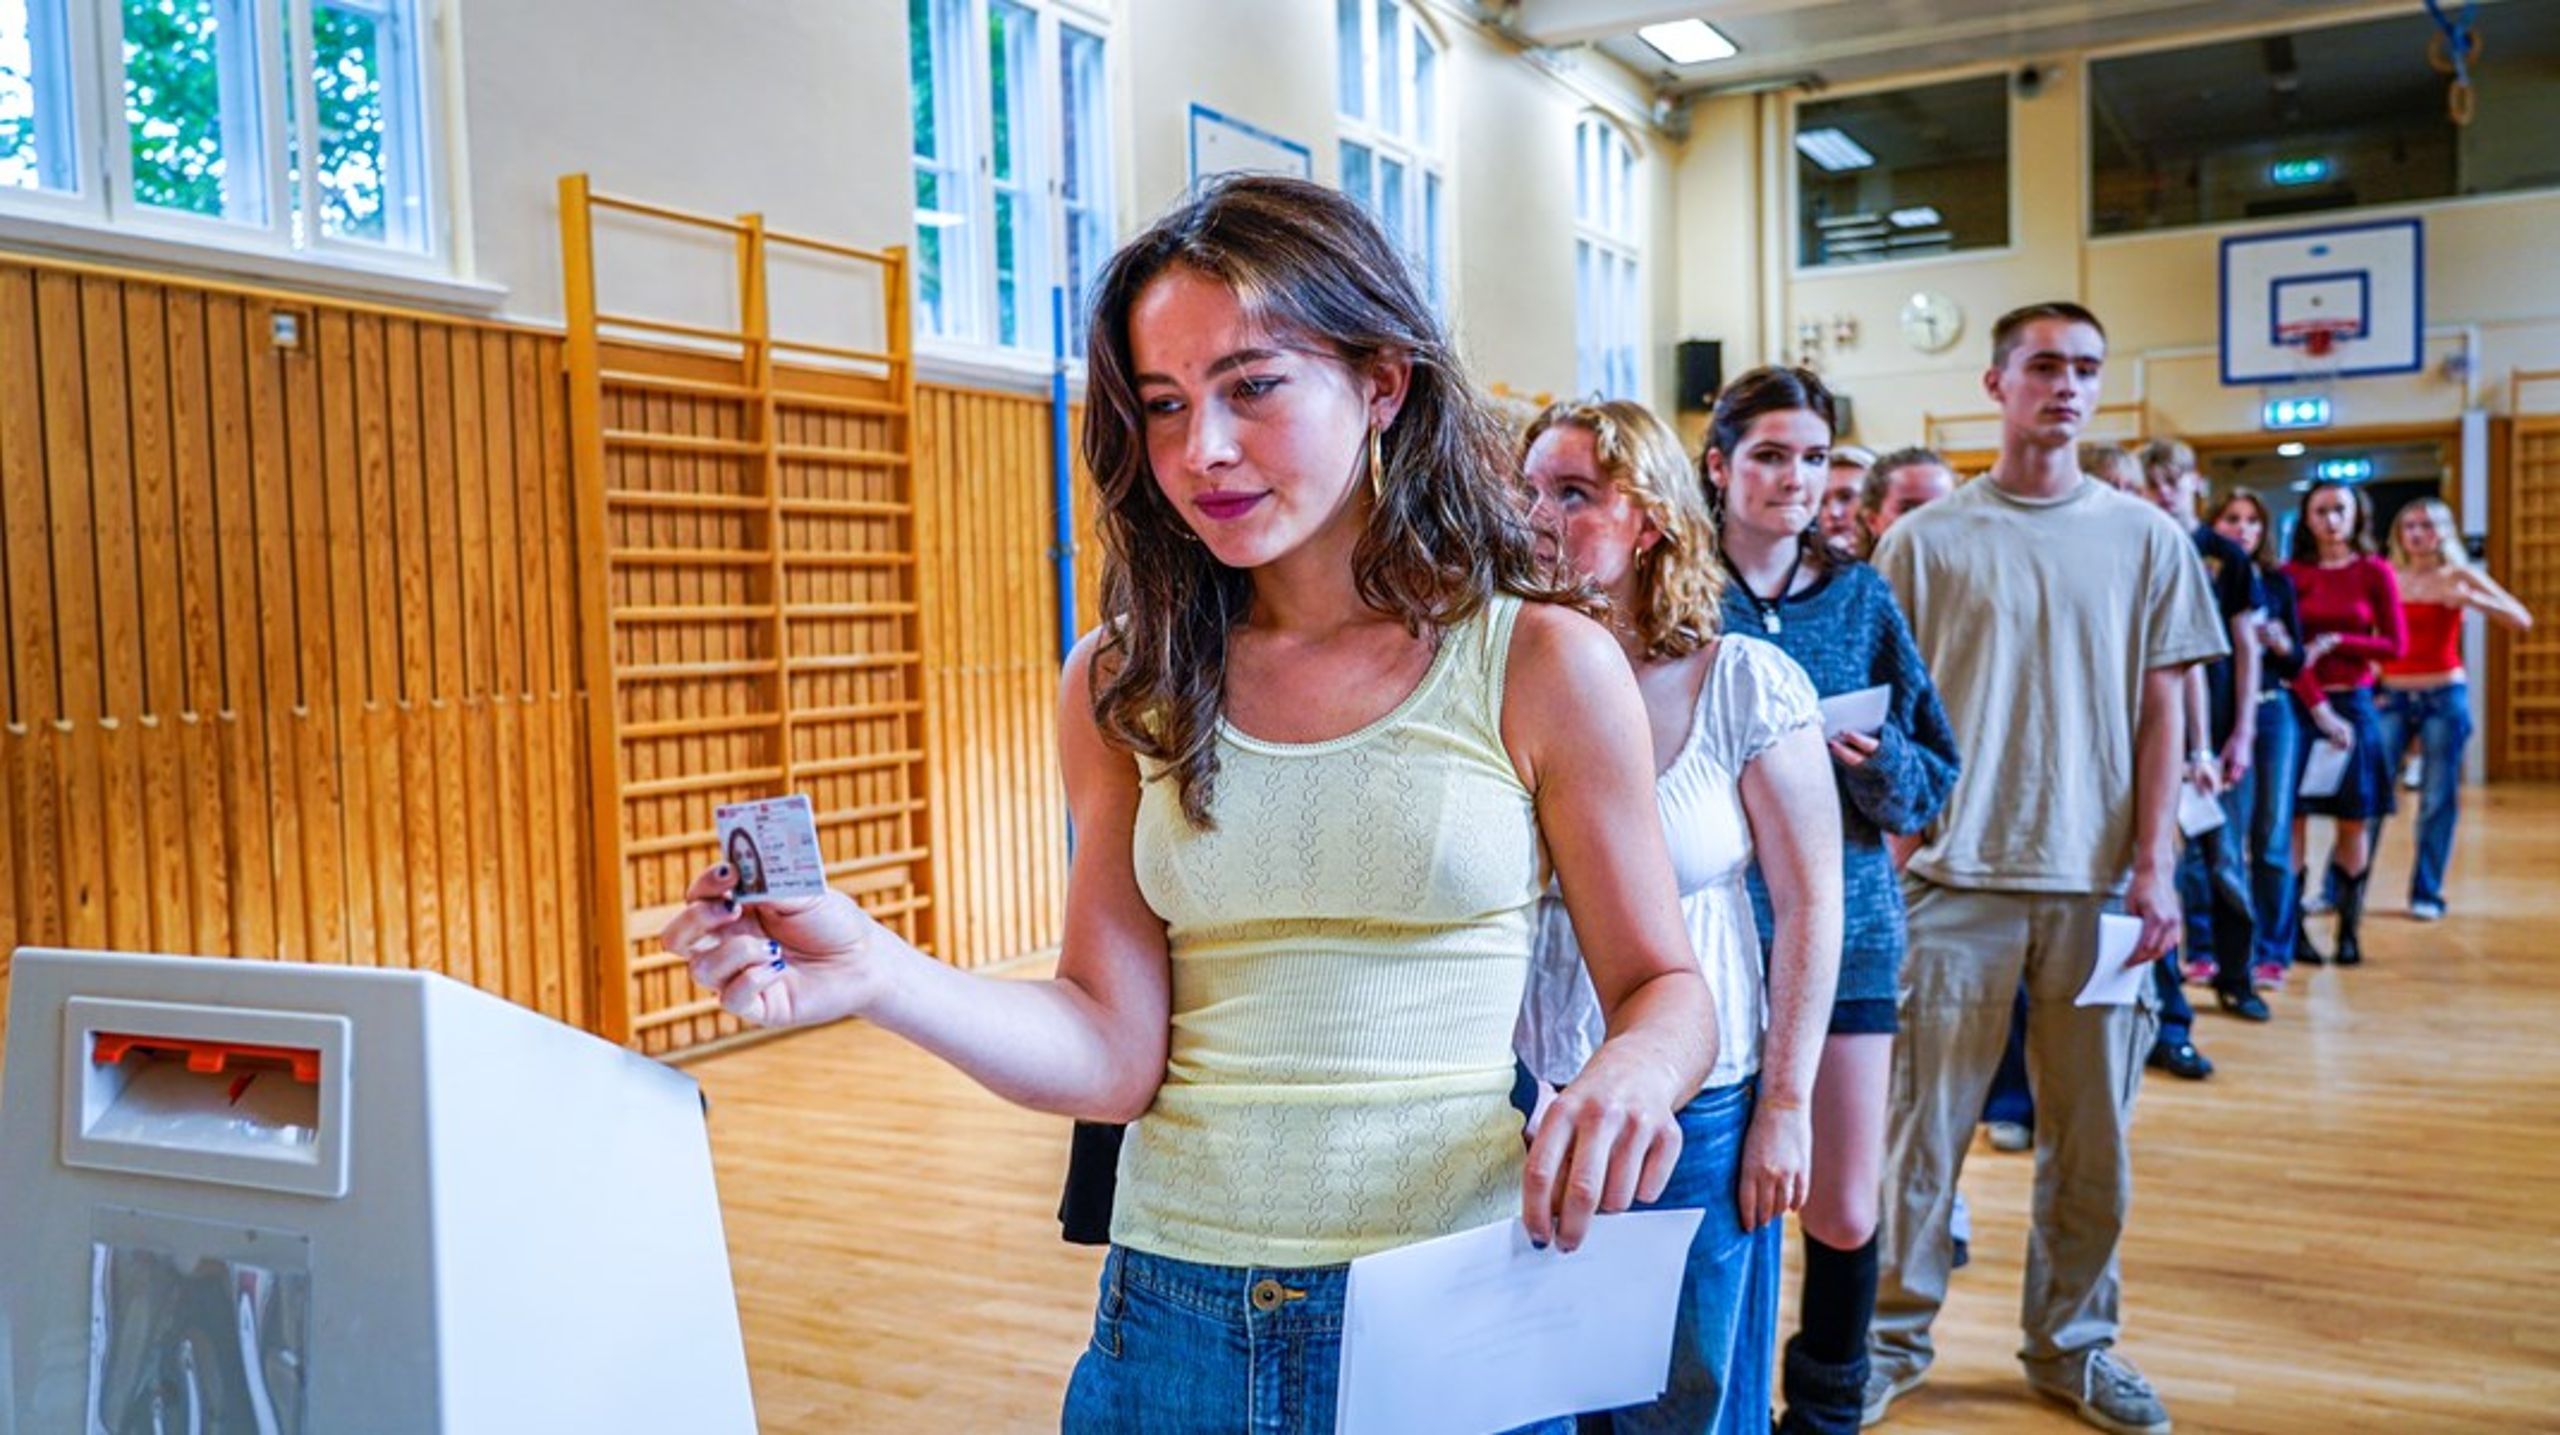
left=1637, top=19, right=1738, bottom=66
left=2277, top=441, right=2307, bottom=457
left=1888, top=206, right=1942, bottom=228
left=1795, top=127, right=1875, bottom=172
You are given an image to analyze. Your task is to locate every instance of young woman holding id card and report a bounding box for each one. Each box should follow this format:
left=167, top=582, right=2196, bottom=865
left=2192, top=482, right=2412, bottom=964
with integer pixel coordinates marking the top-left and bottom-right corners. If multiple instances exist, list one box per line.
left=660, top=175, right=1713, bottom=1432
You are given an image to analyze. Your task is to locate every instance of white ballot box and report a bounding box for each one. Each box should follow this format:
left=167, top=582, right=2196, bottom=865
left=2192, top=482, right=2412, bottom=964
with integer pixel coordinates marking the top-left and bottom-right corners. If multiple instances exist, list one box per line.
left=0, top=948, right=756, bottom=1435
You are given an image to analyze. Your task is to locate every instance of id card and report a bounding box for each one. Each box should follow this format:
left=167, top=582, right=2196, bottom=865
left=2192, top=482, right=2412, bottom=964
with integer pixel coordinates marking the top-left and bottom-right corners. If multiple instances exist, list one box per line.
left=714, top=795, right=828, bottom=902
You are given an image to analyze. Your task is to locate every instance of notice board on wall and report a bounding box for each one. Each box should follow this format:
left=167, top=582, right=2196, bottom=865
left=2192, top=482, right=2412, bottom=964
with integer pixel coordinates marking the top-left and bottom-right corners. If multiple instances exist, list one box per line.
left=1189, top=104, right=1313, bottom=185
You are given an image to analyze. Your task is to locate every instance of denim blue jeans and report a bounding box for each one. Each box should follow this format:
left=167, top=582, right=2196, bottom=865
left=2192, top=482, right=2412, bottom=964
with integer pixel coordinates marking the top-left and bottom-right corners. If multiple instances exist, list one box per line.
left=2229, top=696, right=2301, bottom=970
left=2174, top=791, right=2255, bottom=993
left=2376, top=683, right=2472, bottom=907
left=1063, top=1245, right=1575, bottom=1434
left=1588, top=1079, right=1780, bottom=1435
left=1981, top=984, right=2034, bottom=1130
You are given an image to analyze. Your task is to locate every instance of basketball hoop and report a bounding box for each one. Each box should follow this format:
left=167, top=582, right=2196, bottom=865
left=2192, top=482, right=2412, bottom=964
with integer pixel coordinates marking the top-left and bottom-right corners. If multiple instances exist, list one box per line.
left=2277, top=317, right=2358, bottom=392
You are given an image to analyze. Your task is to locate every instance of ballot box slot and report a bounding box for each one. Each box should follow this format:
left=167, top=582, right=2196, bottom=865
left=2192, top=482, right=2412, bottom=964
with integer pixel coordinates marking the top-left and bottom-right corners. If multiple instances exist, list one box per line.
left=62, top=998, right=353, bottom=1198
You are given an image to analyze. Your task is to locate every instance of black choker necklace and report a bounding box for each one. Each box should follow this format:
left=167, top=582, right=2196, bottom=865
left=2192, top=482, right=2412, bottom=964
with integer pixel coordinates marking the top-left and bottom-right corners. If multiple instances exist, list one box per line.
left=1727, top=542, right=1804, bottom=635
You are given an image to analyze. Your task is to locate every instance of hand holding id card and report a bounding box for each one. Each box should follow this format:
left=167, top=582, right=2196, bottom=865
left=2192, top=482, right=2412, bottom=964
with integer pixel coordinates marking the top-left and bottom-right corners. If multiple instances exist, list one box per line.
left=715, top=795, right=828, bottom=902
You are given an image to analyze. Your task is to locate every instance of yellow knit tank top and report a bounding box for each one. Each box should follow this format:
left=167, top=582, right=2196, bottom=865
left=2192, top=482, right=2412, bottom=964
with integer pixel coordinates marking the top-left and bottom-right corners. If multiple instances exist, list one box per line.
left=1114, top=593, right=1545, bottom=1268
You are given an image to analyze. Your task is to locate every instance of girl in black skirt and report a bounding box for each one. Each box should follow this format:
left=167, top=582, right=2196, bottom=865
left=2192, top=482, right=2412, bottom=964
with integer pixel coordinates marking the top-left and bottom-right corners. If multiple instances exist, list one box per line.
left=2281, top=480, right=2406, bottom=965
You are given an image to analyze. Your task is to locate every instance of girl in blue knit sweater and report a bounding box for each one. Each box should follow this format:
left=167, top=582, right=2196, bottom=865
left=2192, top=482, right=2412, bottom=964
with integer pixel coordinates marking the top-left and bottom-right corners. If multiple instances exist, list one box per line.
left=1703, top=368, right=1962, bottom=1435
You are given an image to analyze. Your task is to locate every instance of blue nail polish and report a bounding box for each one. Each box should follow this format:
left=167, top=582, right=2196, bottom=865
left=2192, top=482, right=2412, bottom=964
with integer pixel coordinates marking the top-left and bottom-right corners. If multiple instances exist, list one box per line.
left=766, top=939, right=780, bottom=955
left=768, top=957, right=787, bottom=972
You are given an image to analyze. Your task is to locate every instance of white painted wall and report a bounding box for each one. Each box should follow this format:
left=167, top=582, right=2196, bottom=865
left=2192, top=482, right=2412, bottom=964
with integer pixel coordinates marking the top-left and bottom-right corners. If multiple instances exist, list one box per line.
left=441, top=0, right=1681, bottom=404
left=454, top=0, right=913, bottom=328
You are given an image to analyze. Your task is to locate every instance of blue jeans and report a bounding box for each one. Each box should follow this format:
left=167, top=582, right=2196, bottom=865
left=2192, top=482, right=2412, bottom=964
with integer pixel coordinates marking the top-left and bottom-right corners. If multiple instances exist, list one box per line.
left=1591, top=1080, right=1781, bottom=1435
left=1981, top=984, right=2034, bottom=1130
left=2376, top=683, right=2472, bottom=907
left=1064, top=1246, right=1574, bottom=1434
left=2174, top=787, right=2255, bottom=992
left=2230, top=696, right=2301, bottom=970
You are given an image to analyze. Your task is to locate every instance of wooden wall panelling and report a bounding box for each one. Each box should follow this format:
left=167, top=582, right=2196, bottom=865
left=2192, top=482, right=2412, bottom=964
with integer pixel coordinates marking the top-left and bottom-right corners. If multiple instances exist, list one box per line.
left=0, top=264, right=56, bottom=970
left=0, top=253, right=591, bottom=1071
left=37, top=270, right=108, bottom=952
left=912, top=384, right=1071, bottom=973
left=202, top=291, right=279, bottom=961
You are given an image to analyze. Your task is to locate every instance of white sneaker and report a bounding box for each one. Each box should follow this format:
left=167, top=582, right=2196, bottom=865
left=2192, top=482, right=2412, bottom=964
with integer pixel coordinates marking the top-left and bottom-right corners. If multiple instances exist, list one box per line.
left=1986, top=1120, right=2032, bottom=1153
left=2410, top=899, right=2446, bottom=921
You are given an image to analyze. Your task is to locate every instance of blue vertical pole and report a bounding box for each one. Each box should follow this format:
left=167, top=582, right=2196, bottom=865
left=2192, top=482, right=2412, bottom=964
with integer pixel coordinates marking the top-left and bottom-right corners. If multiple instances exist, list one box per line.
left=1050, top=284, right=1078, bottom=661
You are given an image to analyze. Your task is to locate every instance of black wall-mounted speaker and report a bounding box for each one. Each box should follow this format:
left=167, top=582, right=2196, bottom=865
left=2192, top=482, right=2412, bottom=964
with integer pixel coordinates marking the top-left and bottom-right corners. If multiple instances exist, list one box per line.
left=1675, top=340, right=1723, bottom=413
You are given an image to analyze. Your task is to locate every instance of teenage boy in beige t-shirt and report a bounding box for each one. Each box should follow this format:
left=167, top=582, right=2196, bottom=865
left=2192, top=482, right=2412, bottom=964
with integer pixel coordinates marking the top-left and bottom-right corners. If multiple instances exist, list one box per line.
left=1864, top=303, right=2225, bottom=1435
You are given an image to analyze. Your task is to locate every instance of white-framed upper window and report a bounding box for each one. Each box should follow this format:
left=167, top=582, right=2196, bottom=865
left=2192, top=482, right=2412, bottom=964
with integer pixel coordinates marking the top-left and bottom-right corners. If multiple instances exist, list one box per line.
left=1, top=0, right=445, bottom=264
left=1573, top=113, right=1639, bottom=401
left=1335, top=0, right=1442, bottom=310
left=909, top=0, right=1114, bottom=361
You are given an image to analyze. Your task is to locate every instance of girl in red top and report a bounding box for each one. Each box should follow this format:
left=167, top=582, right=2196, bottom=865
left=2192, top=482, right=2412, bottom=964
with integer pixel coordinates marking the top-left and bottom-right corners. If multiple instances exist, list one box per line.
left=2375, top=499, right=2533, bottom=920
left=2284, top=480, right=2405, bottom=966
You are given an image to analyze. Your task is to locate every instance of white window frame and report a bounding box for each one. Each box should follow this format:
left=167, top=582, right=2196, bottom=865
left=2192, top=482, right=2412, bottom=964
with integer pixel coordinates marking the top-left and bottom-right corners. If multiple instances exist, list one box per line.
left=1, top=0, right=95, bottom=220
left=296, top=0, right=435, bottom=257
left=1055, top=17, right=1109, bottom=360
left=1573, top=113, right=1640, bottom=401
left=908, top=0, right=1115, bottom=366
left=1335, top=0, right=1444, bottom=311
left=1, top=0, right=455, bottom=278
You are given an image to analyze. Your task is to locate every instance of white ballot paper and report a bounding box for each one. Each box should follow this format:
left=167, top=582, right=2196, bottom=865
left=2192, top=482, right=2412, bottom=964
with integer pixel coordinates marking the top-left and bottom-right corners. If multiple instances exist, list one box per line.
left=1819, top=684, right=1892, bottom=740
left=1337, top=1210, right=1704, bottom=1435
left=2298, top=738, right=2350, bottom=799
left=2076, top=913, right=2149, bottom=1008
left=2177, top=784, right=2226, bottom=838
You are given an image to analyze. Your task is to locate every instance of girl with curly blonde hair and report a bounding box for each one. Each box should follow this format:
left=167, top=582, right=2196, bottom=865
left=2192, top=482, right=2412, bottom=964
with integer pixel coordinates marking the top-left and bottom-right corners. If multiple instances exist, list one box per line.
left=1516, top=395, right=1845, bottom=1433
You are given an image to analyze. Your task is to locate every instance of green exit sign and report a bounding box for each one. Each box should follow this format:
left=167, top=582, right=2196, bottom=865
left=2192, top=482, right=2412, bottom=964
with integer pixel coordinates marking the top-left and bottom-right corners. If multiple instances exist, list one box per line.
left=2270, top=157, right=2332, bottom=187
left=2264, top=396, right=2333, bottom=430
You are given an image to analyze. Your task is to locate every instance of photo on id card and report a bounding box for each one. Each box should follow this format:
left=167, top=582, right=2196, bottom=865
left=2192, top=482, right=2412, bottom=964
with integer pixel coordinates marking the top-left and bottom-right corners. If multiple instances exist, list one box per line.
left=715, top=795, right=828, bottom=902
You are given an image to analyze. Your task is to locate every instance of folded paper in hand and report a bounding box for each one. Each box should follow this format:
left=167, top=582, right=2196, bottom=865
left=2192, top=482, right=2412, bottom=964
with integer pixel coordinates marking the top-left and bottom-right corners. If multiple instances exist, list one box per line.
left=2298, top=739, right=2351, bottom=799
left=2076, top=913, right=2148, bottom=1008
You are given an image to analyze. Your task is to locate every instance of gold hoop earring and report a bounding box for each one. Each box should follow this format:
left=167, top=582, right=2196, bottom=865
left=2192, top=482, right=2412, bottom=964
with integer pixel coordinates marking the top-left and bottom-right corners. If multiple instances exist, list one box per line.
left=1368, top=426, right=1386, bottom=505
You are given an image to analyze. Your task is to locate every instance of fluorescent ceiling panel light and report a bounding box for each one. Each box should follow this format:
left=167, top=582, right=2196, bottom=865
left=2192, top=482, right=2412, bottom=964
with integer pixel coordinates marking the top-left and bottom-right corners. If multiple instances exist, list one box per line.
left=1638, top=19, right=1738, bottom=66
left=1888, top=206, right=1942, bottom=228
left=2277, top=441, right=2307, bottom=457
left=1795, top=128, right=1875, bottom=172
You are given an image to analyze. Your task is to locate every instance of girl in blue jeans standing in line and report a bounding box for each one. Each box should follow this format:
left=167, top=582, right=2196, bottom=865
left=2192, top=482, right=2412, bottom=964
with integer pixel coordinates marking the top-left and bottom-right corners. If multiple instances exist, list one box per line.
left=1516, top=389, right=1844, bottom=1435
left=2373, top=499, right=2533, bottom=920
left=2209, top=492, right=2308, bottom=989
left=662, top=176, right=1720, bottom=1433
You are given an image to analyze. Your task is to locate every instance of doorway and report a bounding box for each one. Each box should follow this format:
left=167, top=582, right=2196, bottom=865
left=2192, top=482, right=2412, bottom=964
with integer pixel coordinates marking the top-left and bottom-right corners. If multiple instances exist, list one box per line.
left=2196, top=432, right=2458, bottom=560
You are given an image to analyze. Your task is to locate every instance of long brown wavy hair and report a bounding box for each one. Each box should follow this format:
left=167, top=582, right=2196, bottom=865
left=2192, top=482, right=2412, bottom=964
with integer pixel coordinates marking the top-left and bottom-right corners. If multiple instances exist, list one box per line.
left=1521, top=399, right=1721, bottom=661
left=1082, top=174, right=1561, bottom=828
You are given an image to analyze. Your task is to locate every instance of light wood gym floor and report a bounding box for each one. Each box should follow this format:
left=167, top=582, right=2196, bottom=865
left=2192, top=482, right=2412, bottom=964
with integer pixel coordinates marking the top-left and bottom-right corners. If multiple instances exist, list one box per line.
left=692, top=783, right=2560, bottom=1433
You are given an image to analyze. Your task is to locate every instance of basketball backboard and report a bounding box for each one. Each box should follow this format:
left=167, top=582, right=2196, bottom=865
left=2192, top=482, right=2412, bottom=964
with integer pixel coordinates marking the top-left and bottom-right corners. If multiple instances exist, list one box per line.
left=2219, top=218, right=2423, bottom=386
